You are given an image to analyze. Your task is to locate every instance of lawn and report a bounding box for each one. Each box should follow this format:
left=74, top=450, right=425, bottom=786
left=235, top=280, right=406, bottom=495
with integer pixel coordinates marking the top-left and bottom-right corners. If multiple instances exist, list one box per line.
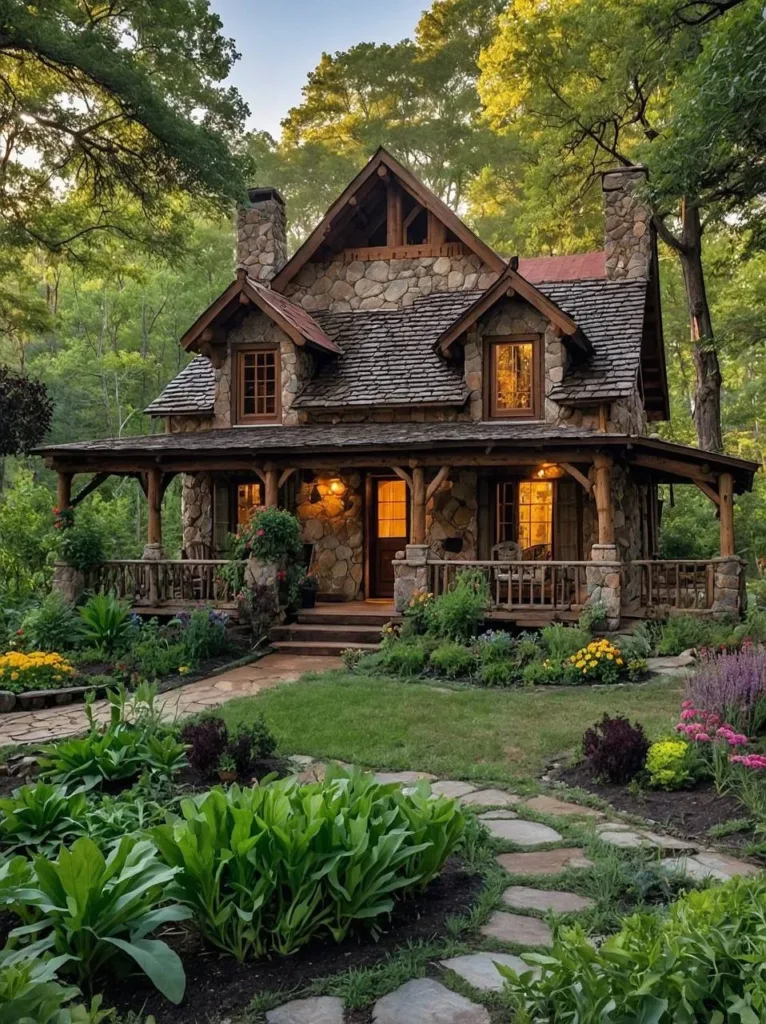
left=220, top=670, right=683, bottom=783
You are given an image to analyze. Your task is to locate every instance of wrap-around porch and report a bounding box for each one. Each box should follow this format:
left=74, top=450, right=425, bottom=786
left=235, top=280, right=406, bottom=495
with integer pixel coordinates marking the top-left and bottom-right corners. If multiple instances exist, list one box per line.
left=42, top=423, right=758, bottom=627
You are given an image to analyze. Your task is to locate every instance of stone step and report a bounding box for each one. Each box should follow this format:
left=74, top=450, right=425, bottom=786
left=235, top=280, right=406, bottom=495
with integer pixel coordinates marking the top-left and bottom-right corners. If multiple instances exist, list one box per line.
left=271, top=623, right=383, bottom=645
left=270, top=640, right=380, bottom=658
left=296, top=610, right=394, bottom=627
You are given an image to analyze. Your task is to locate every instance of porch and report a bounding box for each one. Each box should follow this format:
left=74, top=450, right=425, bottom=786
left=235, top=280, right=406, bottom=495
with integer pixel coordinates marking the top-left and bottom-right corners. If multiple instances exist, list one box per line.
left=41, top=421, right=757, bottom=627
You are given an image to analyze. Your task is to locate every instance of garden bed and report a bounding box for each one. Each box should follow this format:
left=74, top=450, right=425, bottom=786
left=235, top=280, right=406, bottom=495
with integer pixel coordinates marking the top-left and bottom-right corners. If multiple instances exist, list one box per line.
left=103, top=855, right=483, bottom=1024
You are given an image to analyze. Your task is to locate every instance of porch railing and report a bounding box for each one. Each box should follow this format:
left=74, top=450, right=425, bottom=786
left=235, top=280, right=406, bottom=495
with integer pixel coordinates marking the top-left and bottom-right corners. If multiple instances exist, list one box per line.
left=427, top=560, right=608, bottom=612
left=634, top=559, right=718, bottom=612
left=87, top=560, right=247, bottom=608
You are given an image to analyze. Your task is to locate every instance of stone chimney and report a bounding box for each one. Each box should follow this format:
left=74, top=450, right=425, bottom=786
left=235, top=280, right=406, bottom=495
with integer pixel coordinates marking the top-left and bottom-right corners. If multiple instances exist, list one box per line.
left=602, top=167, right=652, bottom=281
left=236, top=187, right=287, bottom=284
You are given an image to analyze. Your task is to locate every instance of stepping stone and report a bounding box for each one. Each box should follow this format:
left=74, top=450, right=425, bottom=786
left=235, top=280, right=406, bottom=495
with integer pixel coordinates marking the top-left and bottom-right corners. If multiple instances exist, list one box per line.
left=484, top=818, right=562, bottom=846
left=523, top=795, right=603, bottom=818
left=502, top=885, right=594, bottom=914
left=373, top=978, right=489, bottom=1024
left=374, top=771, right=436, bottom=785
left=431, top=780, right=478, bottom=799
left=459, top=788, right=520, bottom=808
left=662, top=851, right=761, bottom=882
left=595, top=822, right=633, bottom=832
left=497, top=848, right=594, bottom=876
left=598, top=829, right=657, bottom=849
left=440, top=951, right=535, bottom=992
left=266, top=996, right=344, bottom=1024
left=640, top=832, right=698, bottom=853
left=481, top=910, right=552, bottom=947
left=479, top=810, right=518, bottom=820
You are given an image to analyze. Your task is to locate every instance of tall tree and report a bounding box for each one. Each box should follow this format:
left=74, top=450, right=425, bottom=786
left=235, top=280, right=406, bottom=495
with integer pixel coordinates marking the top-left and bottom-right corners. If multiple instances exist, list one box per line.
left=479, top=0, right=764, bottom=452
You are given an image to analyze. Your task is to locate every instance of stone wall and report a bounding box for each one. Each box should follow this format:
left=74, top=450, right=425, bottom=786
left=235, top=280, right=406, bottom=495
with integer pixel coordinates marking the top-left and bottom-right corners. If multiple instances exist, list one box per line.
left=182, top=472, right=213, bottom=553
left=284, top=254, right=499, bottom=313
left=602, top=167, right=652, bottom=282
left=427, top=471, right=478, bottom=559
left=236, top=189, right=288, bottom=283
left=296, top=473, right=364, bottom=599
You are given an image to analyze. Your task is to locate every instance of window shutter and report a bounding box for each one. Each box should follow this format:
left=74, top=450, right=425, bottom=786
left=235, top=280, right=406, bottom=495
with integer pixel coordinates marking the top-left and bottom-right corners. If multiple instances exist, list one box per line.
left=554, top=477, right=582, bottom=560
left=213, top=482, right=231, bottom=555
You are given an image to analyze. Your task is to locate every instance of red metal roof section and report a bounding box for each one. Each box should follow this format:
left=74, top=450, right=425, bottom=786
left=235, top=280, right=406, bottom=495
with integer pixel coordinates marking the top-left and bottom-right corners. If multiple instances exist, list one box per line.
left=246, top=278, right=341, bottom=354
left=517, top=251, right=606, bottom=284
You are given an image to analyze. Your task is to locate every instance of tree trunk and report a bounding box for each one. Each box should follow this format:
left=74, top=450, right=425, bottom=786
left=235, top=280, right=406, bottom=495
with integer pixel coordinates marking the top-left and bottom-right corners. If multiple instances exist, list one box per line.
left=678, top=202, right=723, bottom=453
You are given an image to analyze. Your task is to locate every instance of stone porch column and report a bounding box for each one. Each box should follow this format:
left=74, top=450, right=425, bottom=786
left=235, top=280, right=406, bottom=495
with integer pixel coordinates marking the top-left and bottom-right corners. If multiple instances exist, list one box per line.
left=586, top=544, right=622, bottom=631
left=393, top=544, right=430, bottom=613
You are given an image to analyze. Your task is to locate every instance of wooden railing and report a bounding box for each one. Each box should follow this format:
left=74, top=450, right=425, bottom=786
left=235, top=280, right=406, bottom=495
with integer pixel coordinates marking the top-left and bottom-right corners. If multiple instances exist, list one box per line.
left=87, top=560, right=247, bottom=608
left=635, top=559, right=717, bottom=612
left=426, top=560, right=610, bottom=612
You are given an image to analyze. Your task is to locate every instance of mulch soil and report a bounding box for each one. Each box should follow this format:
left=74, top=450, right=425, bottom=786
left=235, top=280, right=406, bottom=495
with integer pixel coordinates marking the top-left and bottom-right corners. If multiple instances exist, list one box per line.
left=103, top=856, right=483, bottom=1024
left=556, top=761, right=757, bottom=853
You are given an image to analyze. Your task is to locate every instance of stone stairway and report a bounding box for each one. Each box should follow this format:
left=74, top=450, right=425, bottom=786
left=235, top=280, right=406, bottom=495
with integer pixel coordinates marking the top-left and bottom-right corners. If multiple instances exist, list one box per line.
left=269, top=601, right=394, bottom=657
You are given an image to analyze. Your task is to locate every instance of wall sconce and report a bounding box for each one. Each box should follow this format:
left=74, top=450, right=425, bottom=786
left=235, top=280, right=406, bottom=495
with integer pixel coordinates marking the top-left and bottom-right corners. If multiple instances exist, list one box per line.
left=329, top=478, right=346, bottom=496
left=533, top=463, right=564, bottom=480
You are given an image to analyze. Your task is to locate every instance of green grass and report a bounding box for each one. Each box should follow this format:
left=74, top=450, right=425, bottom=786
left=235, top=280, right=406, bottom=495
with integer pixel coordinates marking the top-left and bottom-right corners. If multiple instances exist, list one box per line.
left=220, top=670, right=682, bottom=782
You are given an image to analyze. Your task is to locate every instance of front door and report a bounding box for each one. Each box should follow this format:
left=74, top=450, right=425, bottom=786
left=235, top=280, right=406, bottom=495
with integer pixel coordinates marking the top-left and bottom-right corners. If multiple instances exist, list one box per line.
left=370, top=478, right=409, bottom=598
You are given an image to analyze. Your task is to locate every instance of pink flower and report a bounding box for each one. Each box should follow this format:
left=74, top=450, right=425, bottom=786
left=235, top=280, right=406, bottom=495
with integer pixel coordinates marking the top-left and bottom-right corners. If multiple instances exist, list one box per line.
left=731, top=754, right=766, bottom=770
left=692, top=732, right=711, bottom=742
left=680, top=709, right=697, bottom=721
left=682, top=699, right=695, bottom=709
left=257, top=529, right=265, bottom=537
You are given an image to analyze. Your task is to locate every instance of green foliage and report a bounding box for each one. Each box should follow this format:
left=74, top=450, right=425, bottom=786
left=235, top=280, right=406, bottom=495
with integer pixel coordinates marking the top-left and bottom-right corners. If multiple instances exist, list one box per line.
left=77, top=595, right=133, bottom=656
left=646, top=739, right=694, bottom=790
left=503, top=875, right=766, bottom=1024
left=521, top=660, right=561, bottom=687
left=20, top=593, right=79, bottom=654
left=656, top=614, right=733, bottom=656
left=401, top=589, right=436, bottom=636
left=373, top=638, right=430, bottom=678
left=58, top=519, right=106, bottom=575
left=152, top=767, right=464, bottom=960
left=429, top=641, right=476, bottom=679
left=578, top=600, right=607, bottom=634
left=176, top=608, right=231, bottom=664
left=0, top=944, right=82, bottom=1024
left=0, top=782, right=88, bottom=856
left=84, top=794, right=169, bottom=850
left=477, top=659, right=516, bottom=687
left=234, top=508, right=303, bottom=563
left=0, top=472, right=59, bottom=602
left=540, top=624, right=591, bottom=662
left=15, top=837, right=189, bottom=1003
left=428, top=570, right=489, bottom=642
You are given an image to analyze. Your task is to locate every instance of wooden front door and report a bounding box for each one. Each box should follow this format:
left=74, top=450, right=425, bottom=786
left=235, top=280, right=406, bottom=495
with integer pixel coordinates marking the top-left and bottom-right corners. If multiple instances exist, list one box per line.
left=370, top=478, right=409, bottom=598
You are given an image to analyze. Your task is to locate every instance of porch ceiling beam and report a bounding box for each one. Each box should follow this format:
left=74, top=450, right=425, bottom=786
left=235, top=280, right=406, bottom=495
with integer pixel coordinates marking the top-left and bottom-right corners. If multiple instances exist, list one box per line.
left=70, top=472, right=110, bottom=508
left=629, top=453, right=716, bottom=484
left=426, top=465, right=451, bottom=502
left=559, top=462, right=592, bottom=494
left=391, top=465, right=413, bottom=489
left=694, top=480, right=721, bottom=507
left=278, top=467, right=296, bottom=489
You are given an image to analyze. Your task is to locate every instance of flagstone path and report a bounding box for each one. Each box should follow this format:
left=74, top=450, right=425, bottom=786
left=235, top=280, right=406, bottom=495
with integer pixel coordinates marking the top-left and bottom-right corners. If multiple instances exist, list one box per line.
left=0, top=654, right=340, bottom=747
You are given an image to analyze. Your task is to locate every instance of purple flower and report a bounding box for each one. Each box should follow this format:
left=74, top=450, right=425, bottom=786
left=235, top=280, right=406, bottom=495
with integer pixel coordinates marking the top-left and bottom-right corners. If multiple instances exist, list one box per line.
left=686, top=647, right=766, bottom=734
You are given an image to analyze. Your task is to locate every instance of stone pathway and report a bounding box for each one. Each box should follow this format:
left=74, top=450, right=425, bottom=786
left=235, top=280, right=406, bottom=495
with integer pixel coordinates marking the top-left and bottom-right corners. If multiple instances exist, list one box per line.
left=0, top=654, right=340, bottom=747
left=373, top=978, right=490, bottom=1024
left=440, top=951, right=532, bottom=992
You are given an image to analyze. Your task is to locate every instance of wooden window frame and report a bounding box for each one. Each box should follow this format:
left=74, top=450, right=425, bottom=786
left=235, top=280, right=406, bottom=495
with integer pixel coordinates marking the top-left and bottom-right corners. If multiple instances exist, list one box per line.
left=483, top=334, right=543, bottom=420
left=235, top=345, right=281, bottom=424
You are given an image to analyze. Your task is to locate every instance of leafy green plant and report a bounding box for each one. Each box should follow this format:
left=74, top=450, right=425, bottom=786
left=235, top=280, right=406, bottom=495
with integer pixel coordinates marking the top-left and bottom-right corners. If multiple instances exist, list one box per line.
left=85, top=795, right=169, bottom=849
left=578, top=599, right=606, bottom=633
left=0, top=943, right=81, bottom=1024
left=0, top=782, right=88, bottom=855
left=152, top=767, right=464, bottom=961
left=401, top=589, right=435, bottom=636
left=58, top=518, right=106, bottom=574
left=175, top=608, right=231, bottom=664
left=474, top=629, right=514, bottom=663
left=477, top=659, right=516, bottom=687
left=521, top=660, right=561, bottom=686
left=540, top=623, right=590, bottom=661
left=656, top=614, right=732, bottom=656
left=429, top=569, right=489, bottom=641
left=646, top=738, right=696, bottom=790
left=502, top=875, right=766, bottom=1023
left=232, top=507, right=303, bottom=563
left=429, top=641, right=475, bottom=679
left=379, top=639, right=429, bottom=677
left=20, top=593, right=79, bottom=654
left=14, top=837, right=189, bottom=1003
left=77, top=595, right=133, bottom=656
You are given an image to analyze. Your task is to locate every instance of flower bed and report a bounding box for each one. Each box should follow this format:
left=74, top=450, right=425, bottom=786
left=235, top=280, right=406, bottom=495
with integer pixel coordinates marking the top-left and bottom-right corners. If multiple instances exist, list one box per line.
left=0, top=651, right=76, bottom=694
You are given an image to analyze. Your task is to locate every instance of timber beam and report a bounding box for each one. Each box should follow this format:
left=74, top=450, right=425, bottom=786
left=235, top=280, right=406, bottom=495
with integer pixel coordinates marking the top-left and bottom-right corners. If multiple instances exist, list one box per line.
left=70, top=473, right=110, bottom=508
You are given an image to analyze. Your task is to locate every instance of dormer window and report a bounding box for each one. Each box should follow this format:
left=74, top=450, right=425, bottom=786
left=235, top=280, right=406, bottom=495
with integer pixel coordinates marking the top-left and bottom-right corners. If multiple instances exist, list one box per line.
left=236, top=346, right=280, bottom=423
left=484, top=335, right=542, bottom=419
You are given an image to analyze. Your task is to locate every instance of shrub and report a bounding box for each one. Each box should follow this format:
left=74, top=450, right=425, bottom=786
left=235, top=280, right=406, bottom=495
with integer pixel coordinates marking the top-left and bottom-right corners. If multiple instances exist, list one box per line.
left=646, top=739, right=694, bottom=789
left=0, top=944, right=83, bottom=1024
left=430, top=641, right=475, bottom=679
left=501, top=875, right=766, bottom=1023
left=429, top=569, right=489, bottom=641
left=656, top=613, right=732, bottom=656
left=578, top=599, right=606, bottom=632
left=14, top=836, right=189, bottom=1003
left=0, top=782, right=88, bottom=855
left=77, top=594, right=134, bottom=656
left=582, top=714, right=649, bottom=784
left=233, top=507, right=303, bottom=563
left=180, top=713, right=276, bottom=780
left=20, top=592, right=78, bottom=653
left=181, top=715, right=228, bottom=775
left=477, top=659, right=516, bottom=687
left=686, top=646, right=766, bottom=734
left=540, top=623, right=590, bottom=662
left=152, top=768, right=464, bottom=960
left=380, top=638, right=429, bottom=677
left=402, top=589, right=435, bottom=635
left=176, top=607, right=231, bottom=664
left=0, top=650, right=76, bottom=694
left=618, top=621, right=658, bottom=660
left=521, top=660, right=561, bottom=686
left=566, top=639, right=625, bottom=684
left=516, top=631, right=543, bottom=664
left=474, top=629, right=514, bottom=663
left=58, top=516, right=106, bottom=573
left=341, top=647, right=364, bottom=670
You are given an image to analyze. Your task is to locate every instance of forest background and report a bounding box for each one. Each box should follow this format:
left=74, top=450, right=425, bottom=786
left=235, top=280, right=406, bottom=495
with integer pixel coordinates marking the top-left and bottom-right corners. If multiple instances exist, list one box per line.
left=1, top=0, right=765, bottom=600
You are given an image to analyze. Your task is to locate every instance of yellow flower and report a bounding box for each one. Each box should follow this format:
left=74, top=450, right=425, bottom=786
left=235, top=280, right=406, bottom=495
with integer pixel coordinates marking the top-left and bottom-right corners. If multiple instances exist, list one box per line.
left=576, top=660, right=585, bottom=668
left=606, top=654, right=614, bottom=661
left=179, top=665, right=190, bottom=675
left=616, top=658, right=624, bottom=666
left=582, top=668, right=588, bottom=674
left=10, top=672, right=18, bottom=681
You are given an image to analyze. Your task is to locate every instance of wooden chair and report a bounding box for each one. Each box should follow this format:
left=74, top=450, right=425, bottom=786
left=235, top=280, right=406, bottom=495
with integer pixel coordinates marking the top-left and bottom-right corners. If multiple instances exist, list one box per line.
left=182, top=541, right=212, bottom=602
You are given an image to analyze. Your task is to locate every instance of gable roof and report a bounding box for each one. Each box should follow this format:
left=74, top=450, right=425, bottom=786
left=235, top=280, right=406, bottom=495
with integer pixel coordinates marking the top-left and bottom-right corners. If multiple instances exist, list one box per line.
left=270, top=147, right=506, bottom=293
left=180, top=273, right=340, bottom=357
left=518, top=251, right=606, bottom=284
left=146, top=355, right=215, bottom=417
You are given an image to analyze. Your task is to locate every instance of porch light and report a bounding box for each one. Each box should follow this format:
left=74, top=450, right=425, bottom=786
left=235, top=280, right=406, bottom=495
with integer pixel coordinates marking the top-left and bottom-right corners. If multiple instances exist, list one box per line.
left=329, top=478, right=346, bottom=495
left=533, top=463, right=564, bottom=480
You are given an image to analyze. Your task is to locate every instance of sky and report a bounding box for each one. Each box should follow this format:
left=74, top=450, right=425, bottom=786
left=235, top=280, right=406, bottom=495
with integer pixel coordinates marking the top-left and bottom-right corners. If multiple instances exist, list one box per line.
left=210, top=0, right=427, bottom=138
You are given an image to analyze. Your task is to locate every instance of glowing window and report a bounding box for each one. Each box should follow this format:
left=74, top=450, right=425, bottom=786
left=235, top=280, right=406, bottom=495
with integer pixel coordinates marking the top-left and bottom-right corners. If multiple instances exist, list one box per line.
left=377, top=480, right=408, bottom=538
left=518, top=481, right=553, bottom=553
left=495, top=342, right=533, bottom=411
left=237, top=483, right=262, bottom=526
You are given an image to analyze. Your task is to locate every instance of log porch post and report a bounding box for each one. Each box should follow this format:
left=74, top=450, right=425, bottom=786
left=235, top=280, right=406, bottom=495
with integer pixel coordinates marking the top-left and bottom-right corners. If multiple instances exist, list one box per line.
left=411, top=467, right=426, bottom=545
left=265, top=467, right=279, bottom=508
left=56, top=471, right=73, bottom=512
left=719, top=471, right=735, bottom=557
left=593, top=454, right=615, bottom=546
left=146, top=468, right=163, bottom=549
